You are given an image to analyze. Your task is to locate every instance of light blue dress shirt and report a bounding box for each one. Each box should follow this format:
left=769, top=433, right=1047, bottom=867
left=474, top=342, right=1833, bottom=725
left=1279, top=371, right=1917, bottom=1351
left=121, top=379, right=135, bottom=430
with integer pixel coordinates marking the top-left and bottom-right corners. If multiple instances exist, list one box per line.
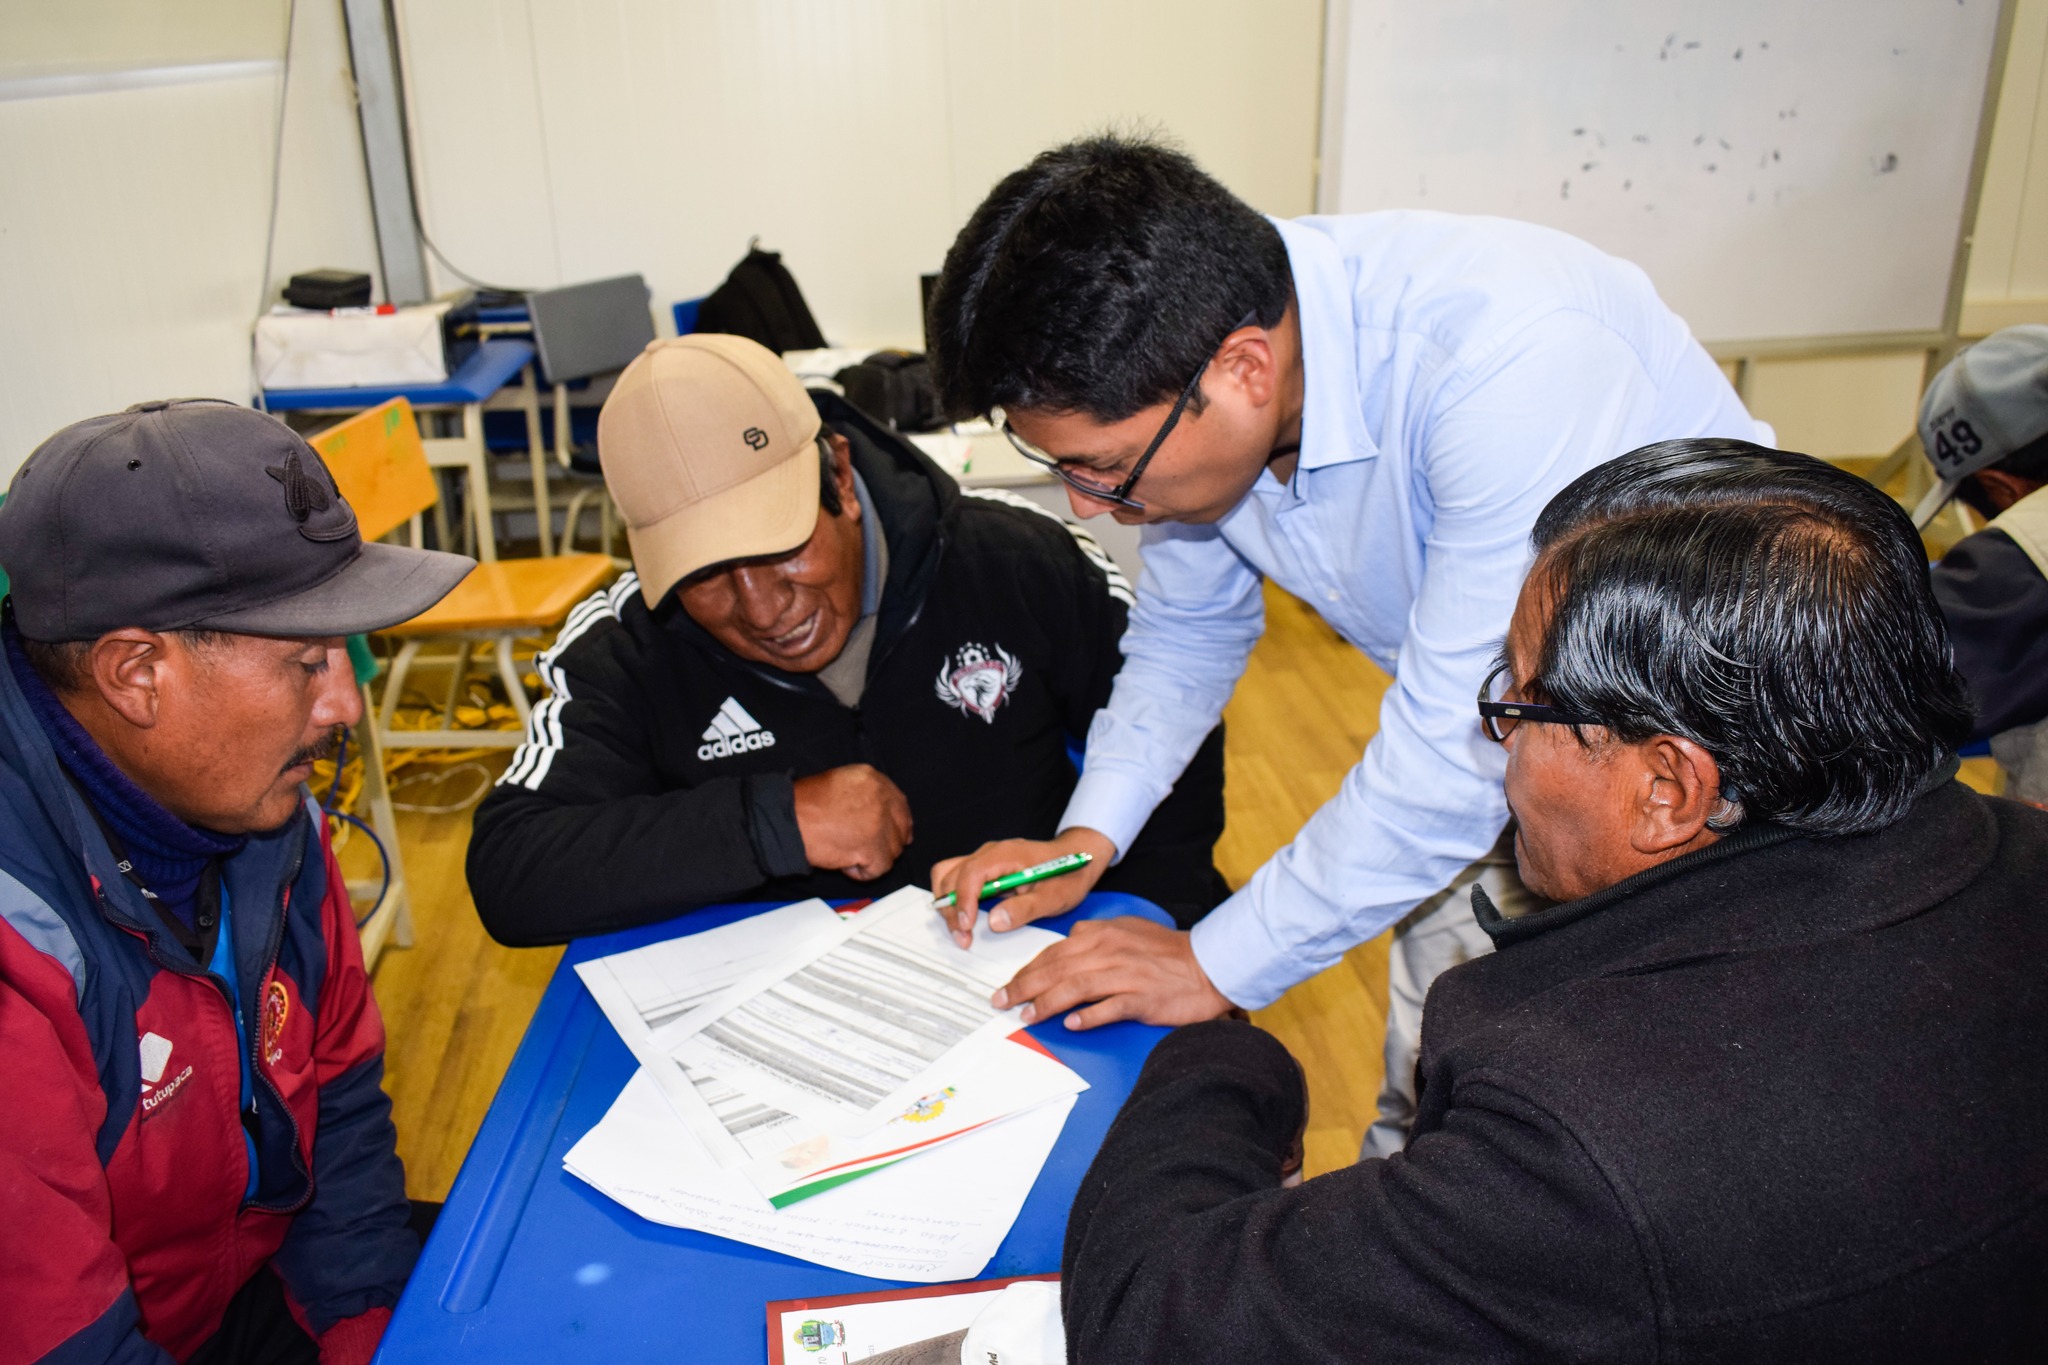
left=1059, top=211, right=1762, bottom=1010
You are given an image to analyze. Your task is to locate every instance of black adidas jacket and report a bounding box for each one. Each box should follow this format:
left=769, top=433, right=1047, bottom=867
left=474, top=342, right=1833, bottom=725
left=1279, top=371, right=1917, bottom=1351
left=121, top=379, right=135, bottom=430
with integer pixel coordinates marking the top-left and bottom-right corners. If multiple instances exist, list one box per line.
left=467, top=394, right=1228, bottom=946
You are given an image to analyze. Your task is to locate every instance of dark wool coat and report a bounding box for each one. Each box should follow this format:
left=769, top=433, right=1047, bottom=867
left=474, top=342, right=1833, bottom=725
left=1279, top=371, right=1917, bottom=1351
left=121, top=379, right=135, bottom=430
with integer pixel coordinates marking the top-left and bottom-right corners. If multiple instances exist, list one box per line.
left=1064, top=779, right=2048, bottom=1362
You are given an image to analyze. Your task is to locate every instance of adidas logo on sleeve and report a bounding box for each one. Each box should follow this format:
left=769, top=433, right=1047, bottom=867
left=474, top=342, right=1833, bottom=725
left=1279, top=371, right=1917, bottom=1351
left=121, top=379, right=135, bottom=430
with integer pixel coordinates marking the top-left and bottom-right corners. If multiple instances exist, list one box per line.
left=697, top=697, right=777, bottom=761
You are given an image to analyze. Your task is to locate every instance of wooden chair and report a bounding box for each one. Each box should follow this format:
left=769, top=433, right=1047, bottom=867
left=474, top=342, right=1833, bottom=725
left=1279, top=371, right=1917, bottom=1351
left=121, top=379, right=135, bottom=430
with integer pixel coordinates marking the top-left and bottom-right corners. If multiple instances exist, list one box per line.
left=310, top=399, right=615, bottom=755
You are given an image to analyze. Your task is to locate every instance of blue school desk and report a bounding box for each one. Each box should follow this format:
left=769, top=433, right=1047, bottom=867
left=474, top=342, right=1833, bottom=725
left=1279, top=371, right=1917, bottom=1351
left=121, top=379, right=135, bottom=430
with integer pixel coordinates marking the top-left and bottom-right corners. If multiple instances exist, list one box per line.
left=374, top=893, right=1172, bottom=1364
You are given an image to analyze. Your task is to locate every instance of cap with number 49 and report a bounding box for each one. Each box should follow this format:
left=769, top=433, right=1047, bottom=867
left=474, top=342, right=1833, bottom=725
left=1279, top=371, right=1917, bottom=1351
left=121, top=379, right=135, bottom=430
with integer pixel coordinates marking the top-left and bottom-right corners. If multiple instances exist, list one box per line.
left=1914, top=324, right=2048, bottom=528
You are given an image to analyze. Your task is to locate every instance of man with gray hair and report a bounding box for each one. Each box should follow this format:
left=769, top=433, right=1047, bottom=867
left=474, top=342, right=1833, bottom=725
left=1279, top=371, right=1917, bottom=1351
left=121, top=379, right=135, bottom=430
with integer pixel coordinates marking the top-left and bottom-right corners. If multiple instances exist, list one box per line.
left=0, top=400, right=471, bottom=1365
left=1061, top=440, right=2047, bottom=1363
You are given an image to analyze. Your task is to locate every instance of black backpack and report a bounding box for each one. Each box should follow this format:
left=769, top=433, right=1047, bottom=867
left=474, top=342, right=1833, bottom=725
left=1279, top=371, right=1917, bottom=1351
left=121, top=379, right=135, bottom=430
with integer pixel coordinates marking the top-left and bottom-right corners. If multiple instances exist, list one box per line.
left=834, top=350, right=944, bottom=433
left=694, top=245, right=827, bottom=353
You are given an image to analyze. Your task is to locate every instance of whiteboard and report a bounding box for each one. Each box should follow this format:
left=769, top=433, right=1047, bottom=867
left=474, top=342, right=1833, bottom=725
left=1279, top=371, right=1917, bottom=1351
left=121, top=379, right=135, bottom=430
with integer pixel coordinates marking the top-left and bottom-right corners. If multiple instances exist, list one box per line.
left=1319, top=0, right=2005, bottom=343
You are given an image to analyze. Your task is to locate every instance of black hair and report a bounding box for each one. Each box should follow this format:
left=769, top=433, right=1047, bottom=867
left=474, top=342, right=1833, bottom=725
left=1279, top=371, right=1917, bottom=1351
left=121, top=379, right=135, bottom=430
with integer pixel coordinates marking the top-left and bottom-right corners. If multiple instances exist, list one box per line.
left=1526, top=439, right=1973, bottom=836
left=926, top=134, right=1294, bottom=423
left=816, top=434, right=843, bottom=517
left=21, top=629, right=225, bottom=695
left=1957, top=428, right=2048, bottom=518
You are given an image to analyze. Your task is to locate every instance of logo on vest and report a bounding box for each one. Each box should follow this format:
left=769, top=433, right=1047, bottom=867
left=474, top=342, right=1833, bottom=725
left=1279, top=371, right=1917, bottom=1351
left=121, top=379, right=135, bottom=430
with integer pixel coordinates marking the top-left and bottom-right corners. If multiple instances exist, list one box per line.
left=263, top=979, right=291, bottom=1066
left=138, top=1030, right=195, bottom=1115
left=934, top=642, right=1022, bottom=723
left=698, top=697, right=777, bottom=760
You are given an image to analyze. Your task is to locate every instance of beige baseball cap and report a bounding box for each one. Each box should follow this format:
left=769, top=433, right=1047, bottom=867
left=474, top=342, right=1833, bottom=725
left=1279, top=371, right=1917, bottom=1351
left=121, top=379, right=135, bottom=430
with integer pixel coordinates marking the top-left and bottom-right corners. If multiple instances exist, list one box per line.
left=597, top=334, right=824, bottom=606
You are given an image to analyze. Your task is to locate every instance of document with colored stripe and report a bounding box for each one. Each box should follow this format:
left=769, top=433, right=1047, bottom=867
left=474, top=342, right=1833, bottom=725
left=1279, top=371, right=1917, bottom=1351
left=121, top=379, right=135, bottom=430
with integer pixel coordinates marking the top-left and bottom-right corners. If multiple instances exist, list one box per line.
left=740, top=1028, right=1084, bottom=1207
left=663, top=886, right=1068, bottom=1138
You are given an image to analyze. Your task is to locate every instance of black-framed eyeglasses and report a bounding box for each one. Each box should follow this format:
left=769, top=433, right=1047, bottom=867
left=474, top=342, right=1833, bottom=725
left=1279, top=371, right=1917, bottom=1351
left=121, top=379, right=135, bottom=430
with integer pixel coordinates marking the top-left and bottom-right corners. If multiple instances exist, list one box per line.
left=1477, top=660, right=1603, bottom=743
left=1001, top=309, right=1259, bottom=511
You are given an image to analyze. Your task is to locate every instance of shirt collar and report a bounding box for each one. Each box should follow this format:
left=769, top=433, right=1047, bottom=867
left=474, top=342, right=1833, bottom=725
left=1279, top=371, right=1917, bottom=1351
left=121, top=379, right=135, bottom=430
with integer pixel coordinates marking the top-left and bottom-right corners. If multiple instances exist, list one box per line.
left=1271, top=215, right=1378, bottom=473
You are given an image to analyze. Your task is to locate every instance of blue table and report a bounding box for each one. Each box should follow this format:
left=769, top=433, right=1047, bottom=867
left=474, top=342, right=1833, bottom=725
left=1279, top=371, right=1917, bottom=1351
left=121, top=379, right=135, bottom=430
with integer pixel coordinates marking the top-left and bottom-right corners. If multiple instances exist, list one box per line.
left=264, top=339, right=544, bottom=562
left=377, top=893, right=1169, bottom=1364
left=261, top=336, right=536, bottom=412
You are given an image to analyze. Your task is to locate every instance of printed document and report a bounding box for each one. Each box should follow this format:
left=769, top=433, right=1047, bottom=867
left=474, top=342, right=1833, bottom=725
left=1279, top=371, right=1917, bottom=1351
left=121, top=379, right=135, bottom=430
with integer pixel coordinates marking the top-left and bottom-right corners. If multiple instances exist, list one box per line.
left=576, top=899, right=843, bottom=1163
left=667, top=886, right=1062, bottom=1135
left=741, top=1029, right=1084, bottom=1206
left=564, top=1065, right=1073, bottom=1283
left=576, top=892, right=1081, bottom=1184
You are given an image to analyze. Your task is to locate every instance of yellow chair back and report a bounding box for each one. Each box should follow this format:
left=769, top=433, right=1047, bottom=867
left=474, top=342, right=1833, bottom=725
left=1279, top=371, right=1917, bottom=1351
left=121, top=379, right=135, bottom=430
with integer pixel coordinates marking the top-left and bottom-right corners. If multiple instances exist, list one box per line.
left=308, top=399, right=441, bottom=544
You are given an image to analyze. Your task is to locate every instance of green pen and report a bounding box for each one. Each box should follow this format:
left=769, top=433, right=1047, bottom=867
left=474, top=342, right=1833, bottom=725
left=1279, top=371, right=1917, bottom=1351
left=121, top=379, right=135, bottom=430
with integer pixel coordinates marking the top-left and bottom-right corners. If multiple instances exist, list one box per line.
left=931, top=851, right=1094, bottom=909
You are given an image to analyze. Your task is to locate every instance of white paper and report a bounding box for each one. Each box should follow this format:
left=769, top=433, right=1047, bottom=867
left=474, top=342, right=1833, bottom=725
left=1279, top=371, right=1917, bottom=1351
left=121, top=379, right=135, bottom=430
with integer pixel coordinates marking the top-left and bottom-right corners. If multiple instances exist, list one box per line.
left=254, top=301, right=453, bottom=388
left=906, top=431, right=974, bottom=478
left=564, top=1066, right=1074, bottom=1283
left=743, top=1030, right=1086, bottom=1205
left=577, top=898, right=843, bottom=1038
left=666, top=887, right=1062, bottom=1136
left=577, top=899, right=845, bottom=1163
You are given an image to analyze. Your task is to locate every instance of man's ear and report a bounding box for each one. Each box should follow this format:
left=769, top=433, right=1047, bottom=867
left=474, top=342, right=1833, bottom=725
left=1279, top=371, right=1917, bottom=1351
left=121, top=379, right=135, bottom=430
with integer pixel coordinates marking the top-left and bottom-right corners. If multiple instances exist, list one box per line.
left=1212, top=312, right=1285, bottom=410
left=1971, top=467, right=2041, bottom=516
left=1630, top=733, right=1722, bottom=854
left=825, top=431, right=859, bottom=517
left=85, top=629, right=171, bottom=730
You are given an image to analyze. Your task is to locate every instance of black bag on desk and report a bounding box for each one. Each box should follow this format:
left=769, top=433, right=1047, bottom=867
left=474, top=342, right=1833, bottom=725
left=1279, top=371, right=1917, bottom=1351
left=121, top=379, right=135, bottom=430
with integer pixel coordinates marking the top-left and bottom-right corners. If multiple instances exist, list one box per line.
left=834, top=351, right=943, bottom=433
left=694, top=246, right=827, bottom=353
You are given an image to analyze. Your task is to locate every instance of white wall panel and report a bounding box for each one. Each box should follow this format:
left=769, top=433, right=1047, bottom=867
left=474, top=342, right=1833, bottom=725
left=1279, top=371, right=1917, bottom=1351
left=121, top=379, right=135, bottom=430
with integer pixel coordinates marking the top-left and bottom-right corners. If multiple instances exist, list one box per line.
left=0, top=0, right=380, bottom=475
left=525, top=0, right=957, bottom=347
left=1967, top=0, right=2048, bottom=309
left=0, top=0, right=285, bottom=80
left=393, top=0, right=560, bottom=290
left=397, top=0, right=1323, bottom=347
left=0, top=77, right=276, bottom=462
left=939, top=0, right=1322, bottom=223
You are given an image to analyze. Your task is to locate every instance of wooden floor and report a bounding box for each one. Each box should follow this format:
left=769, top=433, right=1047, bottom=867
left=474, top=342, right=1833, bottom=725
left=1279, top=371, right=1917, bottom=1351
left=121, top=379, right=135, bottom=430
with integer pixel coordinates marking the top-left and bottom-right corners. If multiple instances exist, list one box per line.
left=351, top=754, right=560, bottom=1200
left=355, top=582, right=1396, bottom=1199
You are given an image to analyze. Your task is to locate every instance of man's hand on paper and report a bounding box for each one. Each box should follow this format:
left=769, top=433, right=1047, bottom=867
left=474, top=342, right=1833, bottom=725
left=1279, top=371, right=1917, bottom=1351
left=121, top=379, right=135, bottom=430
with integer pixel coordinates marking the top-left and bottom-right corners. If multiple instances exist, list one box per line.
left=930, top=827, right=1115, bottom=946
left=992, top=916, right=1236, bottom=1031
left=794, top=764, right=913, bottom=880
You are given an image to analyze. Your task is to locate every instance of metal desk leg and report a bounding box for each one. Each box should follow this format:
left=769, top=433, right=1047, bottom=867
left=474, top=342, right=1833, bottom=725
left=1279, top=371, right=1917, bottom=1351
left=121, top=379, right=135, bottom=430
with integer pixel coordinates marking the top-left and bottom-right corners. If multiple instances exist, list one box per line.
left=520, top=364, right=554, bottom=556
left=460, top=402, right=499, bottom=562
left=422, top=422, right=497, bottom=563
left=494, top=635, right=534, bottom=727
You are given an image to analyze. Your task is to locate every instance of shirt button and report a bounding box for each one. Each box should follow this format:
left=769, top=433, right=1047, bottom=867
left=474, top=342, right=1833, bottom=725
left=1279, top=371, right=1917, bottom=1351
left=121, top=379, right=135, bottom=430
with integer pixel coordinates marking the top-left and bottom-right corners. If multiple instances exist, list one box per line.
left=1324, top=588, right=1341, bottom=603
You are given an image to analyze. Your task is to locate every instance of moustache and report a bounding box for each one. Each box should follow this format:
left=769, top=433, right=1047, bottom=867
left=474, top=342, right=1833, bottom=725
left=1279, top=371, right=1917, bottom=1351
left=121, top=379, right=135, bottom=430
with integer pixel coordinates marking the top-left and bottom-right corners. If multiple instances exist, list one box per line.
left=284, top=725, right=346, bottom=774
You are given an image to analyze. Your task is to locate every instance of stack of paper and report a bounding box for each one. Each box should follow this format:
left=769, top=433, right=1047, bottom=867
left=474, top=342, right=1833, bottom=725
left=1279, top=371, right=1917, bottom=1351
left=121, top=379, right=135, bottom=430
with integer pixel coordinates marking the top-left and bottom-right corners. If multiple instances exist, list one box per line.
left=565, top=888, right=1086, bottom=1281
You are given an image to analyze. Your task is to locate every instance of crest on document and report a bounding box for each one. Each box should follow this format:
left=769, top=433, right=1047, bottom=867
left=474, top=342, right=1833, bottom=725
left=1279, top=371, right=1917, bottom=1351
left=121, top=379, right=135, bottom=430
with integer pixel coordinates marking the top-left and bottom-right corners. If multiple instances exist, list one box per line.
left=934, top=642, right=1022, bottom=724
left=900, top=1086, right=955, bottom=1124
left=792, top=1319, right=845, bottom=1352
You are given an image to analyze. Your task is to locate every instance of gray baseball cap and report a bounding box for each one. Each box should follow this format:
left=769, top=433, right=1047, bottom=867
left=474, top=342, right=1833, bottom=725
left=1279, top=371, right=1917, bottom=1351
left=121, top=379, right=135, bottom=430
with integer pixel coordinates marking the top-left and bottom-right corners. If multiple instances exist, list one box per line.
left=1914, top=324, right=2048, bottom=528
left=0, top=399, right=474, bottom=641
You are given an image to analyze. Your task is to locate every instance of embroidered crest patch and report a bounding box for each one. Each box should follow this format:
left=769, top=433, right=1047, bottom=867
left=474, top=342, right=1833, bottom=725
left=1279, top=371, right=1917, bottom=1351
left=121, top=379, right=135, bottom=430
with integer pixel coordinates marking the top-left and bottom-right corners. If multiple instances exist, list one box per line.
left=934, top=642, right=1022, bottom=723
left=262, top=979, right=290, bottom=1066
